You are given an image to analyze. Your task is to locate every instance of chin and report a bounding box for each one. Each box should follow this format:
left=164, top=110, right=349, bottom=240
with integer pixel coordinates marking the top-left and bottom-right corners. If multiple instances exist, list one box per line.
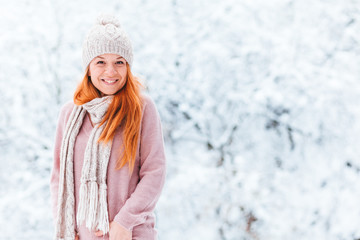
left=101, top=88, right=124, bottom=96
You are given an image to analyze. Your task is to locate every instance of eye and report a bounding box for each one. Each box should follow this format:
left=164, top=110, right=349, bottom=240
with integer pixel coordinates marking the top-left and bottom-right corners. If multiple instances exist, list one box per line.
left=96, top=61, right=105, bottom=64
left=116, top=61, right=125, bottom=65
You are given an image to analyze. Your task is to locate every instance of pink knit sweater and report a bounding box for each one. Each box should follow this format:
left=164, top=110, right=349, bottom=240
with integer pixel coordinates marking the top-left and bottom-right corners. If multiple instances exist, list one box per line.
left=50, top=95, right=166, bottom=240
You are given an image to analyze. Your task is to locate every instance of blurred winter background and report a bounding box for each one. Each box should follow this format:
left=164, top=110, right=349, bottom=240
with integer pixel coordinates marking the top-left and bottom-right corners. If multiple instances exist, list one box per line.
left=1, top=0, right=360, bottom=239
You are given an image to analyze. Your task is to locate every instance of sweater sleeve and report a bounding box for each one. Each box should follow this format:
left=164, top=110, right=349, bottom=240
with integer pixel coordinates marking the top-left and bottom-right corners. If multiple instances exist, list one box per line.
left=49, top=102, right=74, bottom=222
left=114, top=96, right=166, bottom=230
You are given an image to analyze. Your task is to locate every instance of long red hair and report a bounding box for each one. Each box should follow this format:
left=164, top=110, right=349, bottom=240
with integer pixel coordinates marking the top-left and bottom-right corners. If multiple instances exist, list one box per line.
left=73, top=64, right=143, bottom=174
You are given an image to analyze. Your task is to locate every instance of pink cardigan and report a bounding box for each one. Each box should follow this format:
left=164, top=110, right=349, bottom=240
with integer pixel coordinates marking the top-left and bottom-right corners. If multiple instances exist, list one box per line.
left=50, top=95, right=166, bottom=240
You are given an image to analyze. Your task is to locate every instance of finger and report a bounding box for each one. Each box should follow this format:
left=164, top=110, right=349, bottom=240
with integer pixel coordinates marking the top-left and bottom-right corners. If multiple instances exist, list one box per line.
left=94, top=230, right=104, bottom=237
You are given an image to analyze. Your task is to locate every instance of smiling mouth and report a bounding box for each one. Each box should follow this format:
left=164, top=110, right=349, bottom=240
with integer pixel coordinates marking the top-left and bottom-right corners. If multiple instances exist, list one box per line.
left=101, top=79, right=118, bottom=84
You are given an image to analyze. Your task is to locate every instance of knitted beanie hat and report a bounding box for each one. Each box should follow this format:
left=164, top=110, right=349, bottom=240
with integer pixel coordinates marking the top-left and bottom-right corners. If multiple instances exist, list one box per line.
left=82, top=14, right=133, bottom=69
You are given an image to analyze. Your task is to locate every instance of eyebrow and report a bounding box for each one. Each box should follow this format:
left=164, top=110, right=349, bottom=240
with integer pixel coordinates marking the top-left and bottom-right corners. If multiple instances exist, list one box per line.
left=95, top=56, right=125, bottom=60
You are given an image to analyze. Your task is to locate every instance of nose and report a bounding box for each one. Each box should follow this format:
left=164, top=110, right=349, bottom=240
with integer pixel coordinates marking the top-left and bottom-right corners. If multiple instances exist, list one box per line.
left=105, top=64, right=117, bottom=75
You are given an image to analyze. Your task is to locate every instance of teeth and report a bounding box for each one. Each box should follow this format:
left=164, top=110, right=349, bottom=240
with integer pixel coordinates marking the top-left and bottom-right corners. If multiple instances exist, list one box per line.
left=102, top=79, right=117, bottom=83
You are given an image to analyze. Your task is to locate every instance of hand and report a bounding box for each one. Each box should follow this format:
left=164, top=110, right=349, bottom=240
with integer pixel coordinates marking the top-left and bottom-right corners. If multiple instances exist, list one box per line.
left=109, top=221, right=132, bottom=240
left=93, top=221, right=132, bottom=240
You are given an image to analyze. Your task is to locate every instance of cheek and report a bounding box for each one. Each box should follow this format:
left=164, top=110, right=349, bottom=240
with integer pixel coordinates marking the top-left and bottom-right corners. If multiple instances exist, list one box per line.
left=121, top=69, right=127, bottom=77
left=88, top=64, right=95, bottom=76
left=122, top=71, right=128, bottom=82
left=119, top=77, right=127, bottom=89
left=88, top=67, right=99, bottom=77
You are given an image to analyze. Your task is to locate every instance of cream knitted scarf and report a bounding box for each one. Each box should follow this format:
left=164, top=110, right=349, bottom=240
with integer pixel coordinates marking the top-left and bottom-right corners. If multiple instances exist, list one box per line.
left=55, top=96, right=113, bottom=240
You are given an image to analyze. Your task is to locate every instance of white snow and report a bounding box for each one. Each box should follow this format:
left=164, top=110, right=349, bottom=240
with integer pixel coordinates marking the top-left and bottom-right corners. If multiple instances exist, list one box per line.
left=0, top=0, right=360, bottom=239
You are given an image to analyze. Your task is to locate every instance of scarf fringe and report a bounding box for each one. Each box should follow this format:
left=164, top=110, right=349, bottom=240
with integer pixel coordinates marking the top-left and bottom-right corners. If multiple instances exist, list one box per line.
left=86, top=181, right=99, bottom=230
left=76, top=181, right=88, bottom=227
left=97, top=183, right=110, bottom=234
left=76, top=182, right=109, bottom=234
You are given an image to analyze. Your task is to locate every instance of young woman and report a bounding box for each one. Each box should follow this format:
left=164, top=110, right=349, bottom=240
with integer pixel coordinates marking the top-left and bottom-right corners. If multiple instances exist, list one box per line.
left=50, top=14, right=166, bottom=240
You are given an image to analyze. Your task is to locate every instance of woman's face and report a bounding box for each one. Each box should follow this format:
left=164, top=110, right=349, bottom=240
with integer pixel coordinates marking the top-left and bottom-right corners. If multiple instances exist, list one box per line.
left=88, top=53, right=128, bottom=96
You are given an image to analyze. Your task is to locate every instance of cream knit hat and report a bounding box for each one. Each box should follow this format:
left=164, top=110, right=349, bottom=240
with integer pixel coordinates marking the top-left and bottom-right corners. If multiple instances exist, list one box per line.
left=82, top=14, right=133, bottom=69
